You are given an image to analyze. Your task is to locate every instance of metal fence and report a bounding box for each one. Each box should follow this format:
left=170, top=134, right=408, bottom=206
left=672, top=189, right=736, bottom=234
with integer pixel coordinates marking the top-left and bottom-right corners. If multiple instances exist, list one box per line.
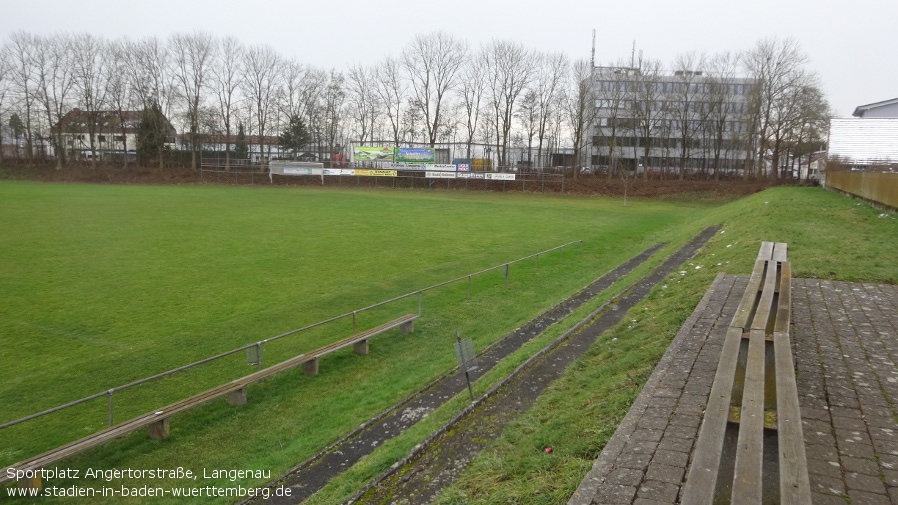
left=0, top=240, right=582, bottom=433
left=825, top=170, right=898, bottom=211
left=199, top=162, right=569, bottom=193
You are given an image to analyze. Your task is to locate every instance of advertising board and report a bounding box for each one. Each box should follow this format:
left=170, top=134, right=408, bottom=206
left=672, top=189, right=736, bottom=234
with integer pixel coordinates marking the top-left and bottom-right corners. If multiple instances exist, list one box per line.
left=395, top=147, right=435, bottom=163
left=353, top=146, right=395, bottom=162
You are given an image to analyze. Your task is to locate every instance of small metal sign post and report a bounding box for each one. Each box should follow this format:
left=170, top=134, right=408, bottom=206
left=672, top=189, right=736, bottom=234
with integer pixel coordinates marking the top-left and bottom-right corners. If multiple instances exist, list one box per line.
left=454, top=330, right=477, bottom=402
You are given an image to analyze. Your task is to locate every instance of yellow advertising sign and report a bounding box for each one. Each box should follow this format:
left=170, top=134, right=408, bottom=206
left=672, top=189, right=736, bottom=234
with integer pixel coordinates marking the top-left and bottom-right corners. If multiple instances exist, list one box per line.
left=355, top=169, right=397, bottom=177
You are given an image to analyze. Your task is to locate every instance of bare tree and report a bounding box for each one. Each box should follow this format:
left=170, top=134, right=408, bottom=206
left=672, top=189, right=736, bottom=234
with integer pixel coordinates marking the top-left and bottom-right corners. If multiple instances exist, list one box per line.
left=516, top=90, right=539, bottom=168
left=593, top=62, right=632, bottom=179
left=401, top=31, right=467, bottom=147
left=671, top=51, right=707, bottom=179
left=532, top=51, right=567, bottom=169
left=71, top=33, right=109, bottom=168
left=126, top=36, right=175, bottom=168
left=373, top=56, right=406, bottom=147
left=0, top=47, right=12, bottom=162
left=704, top=52, right=741, bottom=180
left=106, top=39, right=135, bottom=168
left=743, top=37, right=810, bottom=180
left=345, top=63, right=379, bottom=144
left=33, top=33, right=76, bottom=169
left=562, top=59, right=596, bottom=181
left=481, top=39, right=535, bottom=168
left=457, top=56, right=485, bottom=161
left=629, top=58, right=664, bottom=180
left=5, top=32, right=39, bottom=163
left=242, top=43, right=281, bottom=163
left=210, top=36, right=244, bottom=168
left=170, top=31, right=214, bottom=170
left=311, top=69, right=345, bottom=160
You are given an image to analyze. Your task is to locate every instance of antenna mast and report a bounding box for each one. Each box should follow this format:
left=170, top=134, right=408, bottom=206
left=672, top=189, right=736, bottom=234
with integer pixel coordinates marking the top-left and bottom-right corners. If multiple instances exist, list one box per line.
left=591, top=29, right=595, bottom=69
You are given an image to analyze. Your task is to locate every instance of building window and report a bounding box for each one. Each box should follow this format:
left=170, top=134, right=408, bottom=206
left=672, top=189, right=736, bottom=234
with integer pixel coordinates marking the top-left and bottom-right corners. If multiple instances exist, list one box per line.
left=114, top=135, right=125, bottom=142
left=97, top=135, right=106, bottom=142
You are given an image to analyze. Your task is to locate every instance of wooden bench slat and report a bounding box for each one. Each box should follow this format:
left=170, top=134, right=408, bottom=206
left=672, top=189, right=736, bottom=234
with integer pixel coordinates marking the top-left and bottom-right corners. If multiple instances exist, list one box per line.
left=774, top=262, right=792, bottom=334
left=749, top=259, right=780, bottom=331
left=772, top=242, right=789, bottom=262
left=731, top=329, right=766, bottom=504
left=731, top=260, right=767, bottom=329
left=680, top=326, right=745, bottom=505
left=757, top=242, right=775, bottom=261
left=774, top=330, right=812, bottom=505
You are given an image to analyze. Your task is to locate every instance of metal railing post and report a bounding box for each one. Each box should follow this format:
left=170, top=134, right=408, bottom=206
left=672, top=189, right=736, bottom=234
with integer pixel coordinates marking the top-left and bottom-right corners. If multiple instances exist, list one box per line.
left=256, top=342, right=263, bottom=371
left=504, top=263, right=509, bottom=282
left=418, top=291, right=423, bottom=316
left=352, top=311, right=357, bottom=336
left=467, top=275, right=472, bottom=300
left=107, top=390, right=114, bottom=427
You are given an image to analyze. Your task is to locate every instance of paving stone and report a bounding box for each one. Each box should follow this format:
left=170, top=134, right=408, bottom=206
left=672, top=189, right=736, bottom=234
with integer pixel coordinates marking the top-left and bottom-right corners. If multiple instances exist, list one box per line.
left=840, top=456, right=880, bottom=476
left=604, top=467, right=644, bottom=487
left=630, top=429, right=664, bottom=443
left=617, top=451, right=654, bottom=470
left=593, top=484, right=638, bottom=504
left=657, top=435, right=693, bottom=454
left=632, top=499, right=672, bottom=505
left=807, top=457, right=843, bottom=479
left=845, top=471, right=887, bottom=495
left=645, top=463, right=685, bottom=485
left=651, top=449, right=689, bottom=468
left=809, top=492, right=849, bottom=505
left=636, top=480, right=679, bottom=503
left=847, top=489, right=891, bottom=505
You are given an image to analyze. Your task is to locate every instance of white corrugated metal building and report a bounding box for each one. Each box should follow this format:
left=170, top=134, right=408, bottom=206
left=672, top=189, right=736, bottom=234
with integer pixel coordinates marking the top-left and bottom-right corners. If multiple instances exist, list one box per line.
left=828, top=117, right=898, bottom=166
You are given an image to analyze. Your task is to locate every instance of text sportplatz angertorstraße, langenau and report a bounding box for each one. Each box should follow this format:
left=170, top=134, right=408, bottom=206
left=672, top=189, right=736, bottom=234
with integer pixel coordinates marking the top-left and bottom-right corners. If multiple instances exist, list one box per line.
left=5, top=466, right=291, bottom=500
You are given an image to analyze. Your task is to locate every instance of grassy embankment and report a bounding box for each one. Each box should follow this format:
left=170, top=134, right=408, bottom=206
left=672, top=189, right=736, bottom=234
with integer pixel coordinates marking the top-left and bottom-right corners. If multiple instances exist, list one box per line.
left=428, top=186, right=898, bottom=504
left=0, top=181, right=705, bottom=503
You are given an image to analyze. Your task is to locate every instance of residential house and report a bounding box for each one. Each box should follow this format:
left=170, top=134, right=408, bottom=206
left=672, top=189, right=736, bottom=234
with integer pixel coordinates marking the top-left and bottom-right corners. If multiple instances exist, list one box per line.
left=853, top=97, right=898, bottom=118
left=55, top=108, right=176, bottom=161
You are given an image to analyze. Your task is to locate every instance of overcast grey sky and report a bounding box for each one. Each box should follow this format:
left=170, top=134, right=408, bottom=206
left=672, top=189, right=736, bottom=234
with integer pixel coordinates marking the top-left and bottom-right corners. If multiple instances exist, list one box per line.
left=2, top=0, right=895, bottom=116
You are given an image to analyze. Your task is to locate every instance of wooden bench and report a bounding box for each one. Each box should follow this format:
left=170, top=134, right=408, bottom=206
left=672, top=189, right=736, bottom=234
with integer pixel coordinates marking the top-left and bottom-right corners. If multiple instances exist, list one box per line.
left=0, top=313, right=418, bottom=489
left=298, top=313, right=418, bottom=376
left=681, top=243, right=811, bottom=505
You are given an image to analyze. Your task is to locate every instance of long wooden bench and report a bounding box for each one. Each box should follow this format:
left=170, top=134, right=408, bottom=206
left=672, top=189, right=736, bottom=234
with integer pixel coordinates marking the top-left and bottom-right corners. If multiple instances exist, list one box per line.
left=681, top=243, right=811, bottom=505
left=0, top=313, right=419, bottom=489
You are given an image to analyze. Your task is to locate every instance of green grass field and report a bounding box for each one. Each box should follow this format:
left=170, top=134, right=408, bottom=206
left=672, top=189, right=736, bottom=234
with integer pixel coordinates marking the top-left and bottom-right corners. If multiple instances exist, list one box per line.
left=1, top=182, right=895, bottom=504
left=0, top=181, right=709, bottom=502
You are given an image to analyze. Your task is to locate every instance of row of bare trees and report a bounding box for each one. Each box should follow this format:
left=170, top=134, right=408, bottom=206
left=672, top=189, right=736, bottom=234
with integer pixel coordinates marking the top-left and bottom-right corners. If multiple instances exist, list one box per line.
left=0, top=31, right=829, bottom=179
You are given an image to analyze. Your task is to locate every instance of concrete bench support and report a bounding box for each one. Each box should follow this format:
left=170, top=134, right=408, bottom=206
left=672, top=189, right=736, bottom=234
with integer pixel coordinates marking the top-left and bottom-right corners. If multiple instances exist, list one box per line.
left=400, top=319, right=414, bottom=333
left=147, top=417, right=170, bottom=440
left=302, top=359, right=319, bottom=376
left=353, top=339, right=369, bottom=355
left=227, top=387, right=247, bottom=406
left=17, top=473, right=41, bottom=491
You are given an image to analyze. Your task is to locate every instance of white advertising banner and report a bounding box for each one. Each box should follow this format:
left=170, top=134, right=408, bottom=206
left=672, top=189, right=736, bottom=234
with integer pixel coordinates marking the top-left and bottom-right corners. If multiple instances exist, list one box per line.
left=425, top=171, right=457, bottom=179
left=485, top=173, right=516, bottom=181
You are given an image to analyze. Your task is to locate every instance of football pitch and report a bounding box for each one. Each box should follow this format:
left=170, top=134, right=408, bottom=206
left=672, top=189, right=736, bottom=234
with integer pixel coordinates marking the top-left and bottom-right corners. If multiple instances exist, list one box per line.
left=2, top=181, right=894, bottom=503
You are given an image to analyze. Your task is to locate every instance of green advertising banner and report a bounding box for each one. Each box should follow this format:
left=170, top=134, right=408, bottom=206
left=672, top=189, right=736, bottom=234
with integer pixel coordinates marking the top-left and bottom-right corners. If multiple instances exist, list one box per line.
left=353, top=146, right=395, bottom=162
left=395, top=147, right=435, bottom=163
